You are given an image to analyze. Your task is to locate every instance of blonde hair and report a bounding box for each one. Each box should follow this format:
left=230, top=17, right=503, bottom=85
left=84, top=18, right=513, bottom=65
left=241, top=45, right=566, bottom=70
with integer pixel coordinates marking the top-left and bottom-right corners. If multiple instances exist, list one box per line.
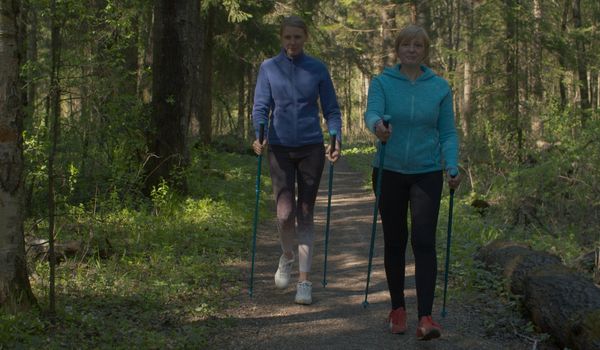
left=394, top=24, right=430, bottom=62
left=280, top=16, right=308, bottom=36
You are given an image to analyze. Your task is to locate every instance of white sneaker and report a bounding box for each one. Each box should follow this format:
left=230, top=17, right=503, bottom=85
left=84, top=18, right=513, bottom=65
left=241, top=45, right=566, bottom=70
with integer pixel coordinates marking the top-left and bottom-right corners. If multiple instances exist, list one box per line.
left=295, top=281, right=312, bottom=305
left=274, top=253, right=294, bottom=289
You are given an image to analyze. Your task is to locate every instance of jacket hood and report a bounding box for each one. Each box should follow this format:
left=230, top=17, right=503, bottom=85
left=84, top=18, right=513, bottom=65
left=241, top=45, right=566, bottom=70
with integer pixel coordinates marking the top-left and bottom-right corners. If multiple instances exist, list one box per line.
left=382, top=64, right=436, bottom=82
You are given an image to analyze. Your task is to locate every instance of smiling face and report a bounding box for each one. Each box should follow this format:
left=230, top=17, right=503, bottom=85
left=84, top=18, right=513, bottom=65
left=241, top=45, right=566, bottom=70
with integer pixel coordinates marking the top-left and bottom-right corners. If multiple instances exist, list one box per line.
left=397, top=37, right=426, bottom=66
left=394, top=25, right=430, bottom=67
left=281, top=25, right=307, bottom=58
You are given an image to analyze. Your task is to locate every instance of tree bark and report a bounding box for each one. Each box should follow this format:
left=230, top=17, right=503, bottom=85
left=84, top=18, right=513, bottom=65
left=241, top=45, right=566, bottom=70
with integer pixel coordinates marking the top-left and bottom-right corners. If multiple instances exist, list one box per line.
left=504, top=0, right=522, bottom=161
left=380, top=3, right=396, bottom=69
left=198, top=4, right=215, bottom=144
left=237, top=58, right=246, bottom=139
left=410, top=0, right=431, bottom=33
left=145, top=0, right=201, bottom=194
left=137, top=3, right=153, bottom=105
left=47, top=0, right=63, bottom=315
left=476, top=240, right=600, bottom=350
left=531, top=0, right=544, bottom=138
left=461, top=0, right=474, bottom=141
left=572, top=0, right=590, bottom=125
left=0, top=0, right=36, bottom=312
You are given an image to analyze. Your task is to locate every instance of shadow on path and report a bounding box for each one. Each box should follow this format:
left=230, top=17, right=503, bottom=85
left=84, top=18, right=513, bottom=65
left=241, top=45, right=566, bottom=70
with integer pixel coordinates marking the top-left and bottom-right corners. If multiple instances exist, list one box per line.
left=211, top=157, right=532, bottom=350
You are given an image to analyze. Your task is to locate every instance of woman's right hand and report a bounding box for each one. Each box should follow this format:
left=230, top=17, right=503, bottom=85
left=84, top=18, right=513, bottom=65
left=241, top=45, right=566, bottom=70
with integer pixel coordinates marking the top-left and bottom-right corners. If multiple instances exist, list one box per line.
left=252, top=139, right=267, bottom=155
left=374, top=120, right=392, bottom=143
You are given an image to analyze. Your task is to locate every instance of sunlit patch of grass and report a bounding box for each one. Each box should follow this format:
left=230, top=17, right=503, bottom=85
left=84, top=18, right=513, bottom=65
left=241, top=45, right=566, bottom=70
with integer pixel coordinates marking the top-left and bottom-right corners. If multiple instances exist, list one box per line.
left=3, top=146, right=262, bottom=348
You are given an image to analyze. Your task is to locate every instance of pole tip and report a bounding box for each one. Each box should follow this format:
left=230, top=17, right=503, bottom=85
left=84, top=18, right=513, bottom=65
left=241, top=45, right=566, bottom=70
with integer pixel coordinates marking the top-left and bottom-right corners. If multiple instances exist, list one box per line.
left=362, top=300, right=370, bottom=309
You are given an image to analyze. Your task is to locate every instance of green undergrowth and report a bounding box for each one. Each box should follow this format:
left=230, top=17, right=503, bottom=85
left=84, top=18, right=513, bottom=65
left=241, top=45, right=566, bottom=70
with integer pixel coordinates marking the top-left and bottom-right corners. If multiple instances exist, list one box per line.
left=343, top=143, right=376, bottom=189
left=0, top=145, right=270, bottom=349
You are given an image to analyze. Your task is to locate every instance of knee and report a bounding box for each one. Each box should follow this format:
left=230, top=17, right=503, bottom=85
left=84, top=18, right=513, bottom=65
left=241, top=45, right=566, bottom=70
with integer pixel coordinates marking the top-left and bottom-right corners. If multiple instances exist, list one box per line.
left=412, top=237, right=435, bottom=254
left=277, top=207, right=294, bottom=226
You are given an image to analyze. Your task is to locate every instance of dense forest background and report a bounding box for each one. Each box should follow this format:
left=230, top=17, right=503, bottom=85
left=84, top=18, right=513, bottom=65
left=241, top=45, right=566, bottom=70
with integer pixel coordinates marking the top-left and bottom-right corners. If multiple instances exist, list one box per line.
left=1, top=0, right=599, bottom=348
left=16, top=0, right=600, bottom=228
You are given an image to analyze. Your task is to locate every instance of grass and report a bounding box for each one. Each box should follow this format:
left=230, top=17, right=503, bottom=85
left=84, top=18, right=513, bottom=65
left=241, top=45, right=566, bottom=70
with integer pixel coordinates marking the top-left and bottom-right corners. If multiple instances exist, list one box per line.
left=1, top=145, right=270, bottom=349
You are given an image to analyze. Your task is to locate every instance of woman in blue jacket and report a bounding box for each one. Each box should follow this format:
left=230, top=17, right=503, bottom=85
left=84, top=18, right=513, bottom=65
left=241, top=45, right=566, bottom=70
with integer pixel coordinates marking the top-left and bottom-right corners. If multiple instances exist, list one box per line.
left=364, top=24, right=461, bottom=340
left=252, top=16, right=342, bottom=305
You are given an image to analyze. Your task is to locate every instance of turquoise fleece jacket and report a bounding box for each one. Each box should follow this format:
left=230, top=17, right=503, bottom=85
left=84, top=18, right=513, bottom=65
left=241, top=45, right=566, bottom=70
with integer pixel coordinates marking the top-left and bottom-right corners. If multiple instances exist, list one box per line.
left=364, top=64, right=459, bottom=174
left=252, top=49, right=342, bottom=147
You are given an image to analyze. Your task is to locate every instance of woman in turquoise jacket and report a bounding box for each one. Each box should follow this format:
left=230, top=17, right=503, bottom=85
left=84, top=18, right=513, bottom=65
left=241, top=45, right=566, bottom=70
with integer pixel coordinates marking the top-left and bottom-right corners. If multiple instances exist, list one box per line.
left=364, top=24, right=461, bottom=341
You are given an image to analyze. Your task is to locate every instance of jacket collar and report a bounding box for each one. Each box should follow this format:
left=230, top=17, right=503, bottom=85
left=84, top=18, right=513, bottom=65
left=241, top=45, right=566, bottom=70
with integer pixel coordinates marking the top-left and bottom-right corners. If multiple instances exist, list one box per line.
left=277, top=48, right=307, bottom=64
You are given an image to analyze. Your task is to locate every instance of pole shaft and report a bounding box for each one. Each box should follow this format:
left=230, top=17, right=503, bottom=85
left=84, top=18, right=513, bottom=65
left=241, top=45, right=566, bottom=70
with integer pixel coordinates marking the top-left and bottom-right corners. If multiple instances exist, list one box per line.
left=441, top=189, right=454, bottom=316
left=363, top=144, right=386, bottom=306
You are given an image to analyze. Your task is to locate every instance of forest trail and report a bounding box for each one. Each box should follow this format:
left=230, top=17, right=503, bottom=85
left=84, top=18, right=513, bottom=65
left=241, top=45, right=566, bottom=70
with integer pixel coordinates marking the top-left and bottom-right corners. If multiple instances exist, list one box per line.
left=212, top=157, right=534, bottom=350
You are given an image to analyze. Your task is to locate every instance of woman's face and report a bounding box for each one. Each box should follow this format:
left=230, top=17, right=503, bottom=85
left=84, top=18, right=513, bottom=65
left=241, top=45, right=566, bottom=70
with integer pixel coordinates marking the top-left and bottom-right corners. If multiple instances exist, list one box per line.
left=397, top=37, right=426, bottom=66
left=281, top=26, right=307, bottom=57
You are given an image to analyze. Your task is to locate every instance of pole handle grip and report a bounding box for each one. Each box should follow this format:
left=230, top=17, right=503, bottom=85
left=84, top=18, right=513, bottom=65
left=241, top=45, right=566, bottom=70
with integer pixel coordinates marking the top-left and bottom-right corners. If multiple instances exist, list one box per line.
left=258, top=122, right=265, bottom=144
left=329, top=131, right=337, bottom=156
left=381, top=116, right=390, bottom=145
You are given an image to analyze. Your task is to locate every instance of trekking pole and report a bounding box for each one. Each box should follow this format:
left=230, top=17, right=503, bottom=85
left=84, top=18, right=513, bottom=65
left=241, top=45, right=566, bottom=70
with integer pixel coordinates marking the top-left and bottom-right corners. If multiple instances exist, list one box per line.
left=249, top=121, right=266, bottom=297
left=322, top=130, right=337, bottom=287
left=441, top=169, right=458, bottom=317
left=363, top=116, right=390, bottom=308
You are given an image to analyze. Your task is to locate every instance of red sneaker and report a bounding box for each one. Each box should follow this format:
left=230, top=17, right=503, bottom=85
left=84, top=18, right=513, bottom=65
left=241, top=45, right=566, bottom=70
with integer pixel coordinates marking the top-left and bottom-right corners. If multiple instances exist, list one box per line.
left=387, top=307, right=407, bottom=334
left=416, top=315, right=441, bottom=340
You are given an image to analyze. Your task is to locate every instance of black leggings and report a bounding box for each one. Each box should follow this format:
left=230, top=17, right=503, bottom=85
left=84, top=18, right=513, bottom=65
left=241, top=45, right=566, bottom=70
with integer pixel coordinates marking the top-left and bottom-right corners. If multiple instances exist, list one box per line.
left=372, top=168, right=443, bottom=318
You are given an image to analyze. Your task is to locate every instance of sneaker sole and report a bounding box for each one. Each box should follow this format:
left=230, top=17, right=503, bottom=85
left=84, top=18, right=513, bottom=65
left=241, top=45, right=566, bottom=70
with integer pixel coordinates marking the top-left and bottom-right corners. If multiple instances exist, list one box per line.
left=389, top=323, right=406, bottom=334
left=294, top=299, right=312, bottom=305
left=417, top=328, right=441, bottom=341
left=274, top=279, right=289, bottom=289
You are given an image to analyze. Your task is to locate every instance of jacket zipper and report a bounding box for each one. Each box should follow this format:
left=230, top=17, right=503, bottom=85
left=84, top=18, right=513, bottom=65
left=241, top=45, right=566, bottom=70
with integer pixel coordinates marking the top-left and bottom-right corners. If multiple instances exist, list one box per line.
left=404, top=94, right=415, bottom=165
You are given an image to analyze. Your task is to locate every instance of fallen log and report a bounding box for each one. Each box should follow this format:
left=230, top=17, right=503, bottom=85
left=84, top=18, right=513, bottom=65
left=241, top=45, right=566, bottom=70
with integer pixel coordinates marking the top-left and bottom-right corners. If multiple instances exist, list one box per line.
left=475, top=240, right=600, bottom=350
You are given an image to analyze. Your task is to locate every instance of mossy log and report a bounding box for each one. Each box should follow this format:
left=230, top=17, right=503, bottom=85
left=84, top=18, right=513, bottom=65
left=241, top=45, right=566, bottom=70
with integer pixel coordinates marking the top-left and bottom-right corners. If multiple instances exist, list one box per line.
left=475, top=240, right=600, bottom=350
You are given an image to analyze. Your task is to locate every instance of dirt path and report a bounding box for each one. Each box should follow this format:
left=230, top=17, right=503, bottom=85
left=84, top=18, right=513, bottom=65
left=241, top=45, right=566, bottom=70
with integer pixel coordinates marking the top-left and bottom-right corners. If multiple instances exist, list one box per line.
left=213, top=158, right=535, bottom=349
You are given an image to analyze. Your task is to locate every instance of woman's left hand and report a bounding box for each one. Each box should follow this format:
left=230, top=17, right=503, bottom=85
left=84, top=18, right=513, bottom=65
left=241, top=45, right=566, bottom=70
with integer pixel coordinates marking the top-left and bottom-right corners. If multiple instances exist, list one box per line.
left=326, top=140, right=341, bottom=163
left=446, top=170, right=462, bottom=190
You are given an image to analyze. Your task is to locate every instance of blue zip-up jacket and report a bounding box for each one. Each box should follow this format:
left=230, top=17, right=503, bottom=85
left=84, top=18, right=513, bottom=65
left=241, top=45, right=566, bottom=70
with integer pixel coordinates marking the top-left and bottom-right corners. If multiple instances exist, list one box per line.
left=252, top=49, right=342, bottom=147
left=364, top=64, right=459, bottom=174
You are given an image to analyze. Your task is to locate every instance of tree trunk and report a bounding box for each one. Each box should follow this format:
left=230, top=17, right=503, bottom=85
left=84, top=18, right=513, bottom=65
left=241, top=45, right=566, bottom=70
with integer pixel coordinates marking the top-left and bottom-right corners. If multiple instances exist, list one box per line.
left=47, top=0, right=63, bottom=315
left=558, top=0, right=569, bottom=110
left=144, top=0, right=201, bottom=194
left=380, top=4, right=396, bottom=69
left=345, top=59, right=352, bottom=136
left=410, top=0, right=431, bottom=33
left=476, top=241, right=600, bottom=350
left=504, top=0, right=522, bottom=161
left=572, top=0, right=590, bottom=125
left=531, top=0, right=544, bottom=138
left=246, top=64, right=255, bottom=141
left=198, top=4, right=215, bottom=144
left=461, top=0, right=474, bottom=141
left=0, top=0, right=36, bottom=312
left=137, top=3, right=153, bottom=105
left=237, top=58, right=246, bottom=139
